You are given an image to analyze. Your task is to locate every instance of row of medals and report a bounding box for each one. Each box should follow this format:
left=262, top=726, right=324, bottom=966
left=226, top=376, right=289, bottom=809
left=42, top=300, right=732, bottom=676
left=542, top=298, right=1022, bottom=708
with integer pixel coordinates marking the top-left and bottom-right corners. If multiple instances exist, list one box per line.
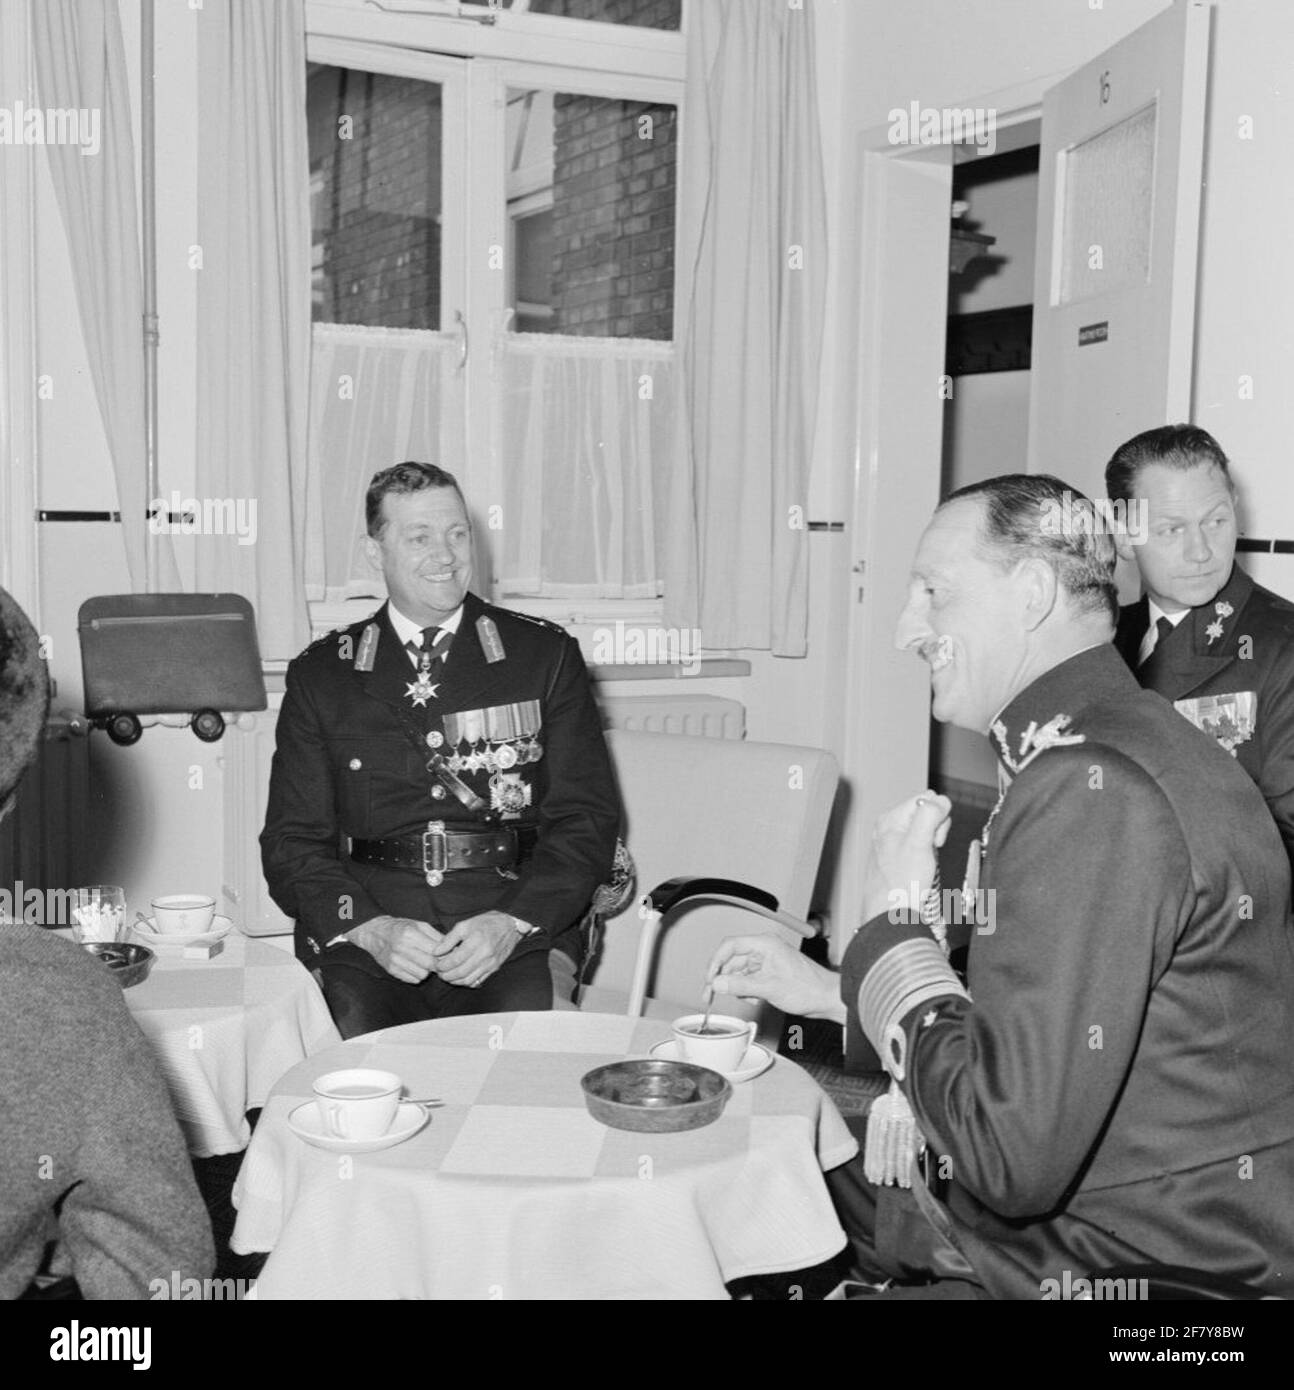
left=423, top=729, right=544, bottom=775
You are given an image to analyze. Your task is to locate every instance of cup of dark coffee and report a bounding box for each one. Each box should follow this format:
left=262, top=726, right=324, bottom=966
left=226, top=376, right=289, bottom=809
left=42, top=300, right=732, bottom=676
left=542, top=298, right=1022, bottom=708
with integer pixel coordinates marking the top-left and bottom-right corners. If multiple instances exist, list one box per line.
left=312, top=1068, right=402, bottom=1140
left=671, top=1013, right=757, bottom=1072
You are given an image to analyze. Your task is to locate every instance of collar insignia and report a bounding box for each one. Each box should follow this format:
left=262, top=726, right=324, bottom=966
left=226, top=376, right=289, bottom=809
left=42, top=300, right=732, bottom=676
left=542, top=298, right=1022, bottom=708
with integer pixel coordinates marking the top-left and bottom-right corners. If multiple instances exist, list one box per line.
left=1206, top=600, right=1233, bottom=646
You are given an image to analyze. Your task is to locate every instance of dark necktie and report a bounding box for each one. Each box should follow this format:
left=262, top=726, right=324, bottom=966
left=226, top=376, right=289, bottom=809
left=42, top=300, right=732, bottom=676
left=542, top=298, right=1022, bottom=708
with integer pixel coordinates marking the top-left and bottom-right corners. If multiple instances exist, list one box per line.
left=405, top=626, right=454, bottom=667
left=1138, top=614, right=1174, bottom=668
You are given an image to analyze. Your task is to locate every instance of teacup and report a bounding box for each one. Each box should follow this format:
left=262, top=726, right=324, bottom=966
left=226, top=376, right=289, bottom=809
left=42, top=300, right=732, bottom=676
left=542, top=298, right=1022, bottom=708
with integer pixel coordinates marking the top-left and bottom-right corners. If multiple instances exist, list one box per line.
left=312, top=1068, right=402, bottom=1140
left=150, top=894, right=216, bottom=935
left=672, top=1013, right=757, bottom=1073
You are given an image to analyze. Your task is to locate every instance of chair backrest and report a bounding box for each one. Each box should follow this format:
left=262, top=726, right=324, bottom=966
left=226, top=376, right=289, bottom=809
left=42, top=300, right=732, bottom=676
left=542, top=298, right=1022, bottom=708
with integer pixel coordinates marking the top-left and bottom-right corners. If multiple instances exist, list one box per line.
left=586, top=729, right=839, bottom=1017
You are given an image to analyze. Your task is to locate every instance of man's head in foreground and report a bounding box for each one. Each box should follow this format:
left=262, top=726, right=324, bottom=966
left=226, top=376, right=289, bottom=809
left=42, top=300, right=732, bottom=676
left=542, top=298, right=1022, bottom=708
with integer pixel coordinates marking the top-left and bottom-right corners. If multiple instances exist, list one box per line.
left=895, top=474, right=1117, bottom=733
left=364, top=461, right=473, bottom=628
left=0, top=587, right=49, bottom=818
left=1104, top=424, right=1238, bottom=615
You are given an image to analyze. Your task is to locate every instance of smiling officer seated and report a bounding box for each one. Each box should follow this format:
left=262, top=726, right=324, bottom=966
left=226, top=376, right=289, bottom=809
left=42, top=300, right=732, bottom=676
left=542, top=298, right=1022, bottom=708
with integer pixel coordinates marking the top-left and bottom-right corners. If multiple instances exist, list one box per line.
left=261, top=462, right=620, bottom=1036
left=709, top=475, right=1294, bottom=1299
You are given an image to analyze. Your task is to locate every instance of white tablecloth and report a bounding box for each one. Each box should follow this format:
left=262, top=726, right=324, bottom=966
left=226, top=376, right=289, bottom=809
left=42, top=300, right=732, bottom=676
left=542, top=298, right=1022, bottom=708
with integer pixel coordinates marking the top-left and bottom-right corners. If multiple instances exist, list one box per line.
left=231, top=1010, right=859, bottom=1299
left=116, top=931, right=340, bottom=1157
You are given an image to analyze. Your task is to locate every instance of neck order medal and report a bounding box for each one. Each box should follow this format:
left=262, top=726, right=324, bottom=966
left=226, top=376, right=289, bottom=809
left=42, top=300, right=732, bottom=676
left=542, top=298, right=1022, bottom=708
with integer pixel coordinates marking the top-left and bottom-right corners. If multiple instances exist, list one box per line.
left=405, top=649, right=439, bottom=707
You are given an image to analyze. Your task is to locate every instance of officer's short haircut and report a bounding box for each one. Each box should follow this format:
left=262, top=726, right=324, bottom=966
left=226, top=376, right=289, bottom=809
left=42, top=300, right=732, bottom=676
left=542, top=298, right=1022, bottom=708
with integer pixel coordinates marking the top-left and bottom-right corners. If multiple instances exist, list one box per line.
left=0, top=586, right=50, bottom=810
left=366, top=462, right=466, bottom=538
left=942, top=474, right=1119, bottom=624
left=1104, top=424, right=1233, bottom=505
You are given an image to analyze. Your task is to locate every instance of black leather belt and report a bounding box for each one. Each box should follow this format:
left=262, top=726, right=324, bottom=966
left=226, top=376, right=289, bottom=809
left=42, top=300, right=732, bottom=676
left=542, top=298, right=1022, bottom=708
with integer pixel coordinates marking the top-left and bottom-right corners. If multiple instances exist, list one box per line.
left=350, top=821, right=537, bottom=885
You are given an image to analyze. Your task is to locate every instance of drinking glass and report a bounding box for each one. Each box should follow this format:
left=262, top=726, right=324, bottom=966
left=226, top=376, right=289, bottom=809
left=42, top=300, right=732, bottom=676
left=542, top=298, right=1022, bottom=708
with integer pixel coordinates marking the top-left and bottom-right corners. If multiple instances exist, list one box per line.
left=71, top=886, right=127, bottom=944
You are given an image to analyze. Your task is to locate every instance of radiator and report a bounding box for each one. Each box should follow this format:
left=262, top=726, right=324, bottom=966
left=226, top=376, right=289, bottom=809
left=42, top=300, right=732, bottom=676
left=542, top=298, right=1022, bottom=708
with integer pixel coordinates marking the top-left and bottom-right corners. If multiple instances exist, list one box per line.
left=0, top=717, right=90, bottom=899
left=595, top=694, right=744, bottom=740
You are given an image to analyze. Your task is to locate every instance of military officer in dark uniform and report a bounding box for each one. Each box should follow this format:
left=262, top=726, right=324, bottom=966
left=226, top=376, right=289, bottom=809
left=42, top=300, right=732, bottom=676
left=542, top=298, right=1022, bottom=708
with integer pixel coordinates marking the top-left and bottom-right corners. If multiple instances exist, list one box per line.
left=1106, top=424, right=1294, bottom=875
left=710, top=475, right=1294, bottom=1299
left=261, top=462, right=619, bottom=1036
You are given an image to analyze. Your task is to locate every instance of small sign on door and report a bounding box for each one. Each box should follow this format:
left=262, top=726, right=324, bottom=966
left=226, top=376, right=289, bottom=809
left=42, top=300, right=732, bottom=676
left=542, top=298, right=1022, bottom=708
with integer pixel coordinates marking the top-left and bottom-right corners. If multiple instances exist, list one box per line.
left=1078, top=321, right=1110, bottom=346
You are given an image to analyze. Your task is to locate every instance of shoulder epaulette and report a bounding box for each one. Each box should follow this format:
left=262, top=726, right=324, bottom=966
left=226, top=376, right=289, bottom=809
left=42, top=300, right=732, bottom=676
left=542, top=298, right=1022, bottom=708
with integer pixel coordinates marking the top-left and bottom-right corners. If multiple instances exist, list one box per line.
left=505, top=609, right=569, bottom=637
left=298, top=618, right=374, bottom=662
left=300, top=627, right=344, bottom=656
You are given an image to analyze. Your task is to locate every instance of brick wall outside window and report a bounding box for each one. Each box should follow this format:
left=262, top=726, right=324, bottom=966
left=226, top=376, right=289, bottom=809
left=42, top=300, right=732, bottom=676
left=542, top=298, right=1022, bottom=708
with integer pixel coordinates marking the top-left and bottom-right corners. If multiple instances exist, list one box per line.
left=309, top=68, right=442, bottom=331
left=548, top=94, right=676, bottom=340
left=308, top=0, right=680, bottom=337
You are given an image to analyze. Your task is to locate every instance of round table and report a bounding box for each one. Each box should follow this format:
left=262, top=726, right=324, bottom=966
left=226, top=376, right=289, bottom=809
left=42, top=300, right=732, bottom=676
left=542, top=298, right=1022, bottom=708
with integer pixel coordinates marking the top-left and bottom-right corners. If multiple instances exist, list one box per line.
left=83, top=929, right=340, bottom=1156
left=232, top=1010, right=859, bottom=1299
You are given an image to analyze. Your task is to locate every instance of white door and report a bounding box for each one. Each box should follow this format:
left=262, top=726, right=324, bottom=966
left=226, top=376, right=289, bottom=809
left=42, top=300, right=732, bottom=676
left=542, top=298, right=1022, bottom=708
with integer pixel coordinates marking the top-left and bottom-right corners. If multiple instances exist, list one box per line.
left=1027, top=0, right=1210, bottom=498
left=832, top=142, right=951, bottom=957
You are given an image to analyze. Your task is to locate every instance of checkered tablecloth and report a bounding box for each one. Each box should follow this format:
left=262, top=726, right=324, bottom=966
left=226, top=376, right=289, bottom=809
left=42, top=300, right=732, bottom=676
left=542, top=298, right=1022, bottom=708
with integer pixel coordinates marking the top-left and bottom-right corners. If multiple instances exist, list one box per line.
left=231, top=1010, right=859, bottom=1300
left=119, top=932, right=341, bottom=1157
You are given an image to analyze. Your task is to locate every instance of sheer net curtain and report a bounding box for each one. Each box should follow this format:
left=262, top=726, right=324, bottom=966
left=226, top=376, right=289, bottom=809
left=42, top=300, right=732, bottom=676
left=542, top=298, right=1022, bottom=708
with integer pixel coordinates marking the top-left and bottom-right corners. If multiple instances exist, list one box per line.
left=306, top=325, right=461, bottom=602
left=495, top=335, right=670, bottom=600
left=308, top=328, right=671, bottom=605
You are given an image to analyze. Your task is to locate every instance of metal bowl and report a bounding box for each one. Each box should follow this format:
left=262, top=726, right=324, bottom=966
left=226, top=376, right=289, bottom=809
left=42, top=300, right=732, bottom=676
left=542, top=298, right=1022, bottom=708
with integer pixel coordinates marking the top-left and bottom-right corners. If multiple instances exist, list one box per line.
left=580, top=1058, right=732, bottom=1133
left=82, top=941, right=156, bottom=989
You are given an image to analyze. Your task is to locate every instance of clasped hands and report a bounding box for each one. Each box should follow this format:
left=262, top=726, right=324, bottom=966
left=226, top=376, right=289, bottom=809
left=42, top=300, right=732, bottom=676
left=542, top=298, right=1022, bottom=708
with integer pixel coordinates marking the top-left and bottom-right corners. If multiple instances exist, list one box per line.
left=348, top=910, right=523, bottom=988
left=706, top=791, right=952, bottom=1020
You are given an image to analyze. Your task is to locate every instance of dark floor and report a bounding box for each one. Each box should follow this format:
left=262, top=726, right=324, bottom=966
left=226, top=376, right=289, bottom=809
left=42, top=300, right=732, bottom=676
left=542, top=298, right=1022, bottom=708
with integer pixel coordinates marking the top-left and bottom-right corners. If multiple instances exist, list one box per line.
left=191, top=1111, right=267, bottom=1287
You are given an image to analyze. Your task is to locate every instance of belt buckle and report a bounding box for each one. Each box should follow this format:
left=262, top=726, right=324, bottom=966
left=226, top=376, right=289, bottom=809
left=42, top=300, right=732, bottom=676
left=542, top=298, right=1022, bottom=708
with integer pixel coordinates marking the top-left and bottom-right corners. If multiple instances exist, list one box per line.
left=422, top=820, right=446, bottom=887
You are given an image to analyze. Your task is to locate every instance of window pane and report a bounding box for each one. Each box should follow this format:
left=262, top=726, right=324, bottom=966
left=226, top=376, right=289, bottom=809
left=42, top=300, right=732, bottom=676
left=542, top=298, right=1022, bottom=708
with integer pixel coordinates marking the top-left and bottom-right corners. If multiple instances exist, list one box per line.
left=506, top=87, right=676, bottom=340
left=1057, top=104, right=1156, bottom=306
left=307, top=64, right=442, bottom=329
left=525, top=0, right=682, bottom=30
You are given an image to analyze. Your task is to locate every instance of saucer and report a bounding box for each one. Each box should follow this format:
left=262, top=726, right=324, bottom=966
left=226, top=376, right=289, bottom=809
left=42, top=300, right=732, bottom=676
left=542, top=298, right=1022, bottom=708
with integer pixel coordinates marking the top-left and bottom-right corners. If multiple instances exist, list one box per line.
left=649, top=1039, right=774, bottom=1084
left=287, top=1101, right=429, bottom=1153
left=132, top=914, right=233, bottom=948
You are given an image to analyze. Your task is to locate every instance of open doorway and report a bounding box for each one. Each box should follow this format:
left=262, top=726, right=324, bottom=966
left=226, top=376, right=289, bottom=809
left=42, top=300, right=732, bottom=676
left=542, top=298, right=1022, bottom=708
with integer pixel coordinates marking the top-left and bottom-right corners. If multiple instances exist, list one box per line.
left=931, top=125, right=1041, bottom=858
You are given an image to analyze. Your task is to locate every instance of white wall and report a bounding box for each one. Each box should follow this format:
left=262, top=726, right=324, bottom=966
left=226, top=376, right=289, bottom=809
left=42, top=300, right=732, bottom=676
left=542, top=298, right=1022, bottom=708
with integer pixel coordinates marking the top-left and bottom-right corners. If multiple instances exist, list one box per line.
left=1190, top=0, right=1294, bottom=599
left=823, top=0, right=1294, bottom=796
left=846, top=0, right=1171, bottom=131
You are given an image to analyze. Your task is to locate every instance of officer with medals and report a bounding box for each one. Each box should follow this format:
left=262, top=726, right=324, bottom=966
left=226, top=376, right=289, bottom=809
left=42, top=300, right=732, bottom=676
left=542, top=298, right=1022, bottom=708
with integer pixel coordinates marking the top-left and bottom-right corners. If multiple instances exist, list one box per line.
left=1105, top=424, right=1294, bottom=878
left=707, top=475, right=1294, bottom=1298
left=261, top=462, right=619, bottom=1035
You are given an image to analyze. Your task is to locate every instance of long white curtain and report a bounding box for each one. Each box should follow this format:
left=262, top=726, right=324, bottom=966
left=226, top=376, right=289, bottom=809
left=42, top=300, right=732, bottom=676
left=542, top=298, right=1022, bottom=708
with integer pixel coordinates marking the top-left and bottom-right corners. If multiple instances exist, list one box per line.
left=666, top=0, right=827, bottom=655
left=196, top=0, right=311, bottom=660
left=32, top=0, right=179, bottom=592
left=306, top=324, right=461, bottom=602
left=496, top=335, right=670, bottom=600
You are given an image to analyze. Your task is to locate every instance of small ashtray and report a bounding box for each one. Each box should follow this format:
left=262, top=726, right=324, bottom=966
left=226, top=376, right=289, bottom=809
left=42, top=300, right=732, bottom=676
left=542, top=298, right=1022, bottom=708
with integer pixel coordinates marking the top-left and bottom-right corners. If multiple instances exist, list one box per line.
left=580, top=1059, right=732, bottom=1133
left=83, top=941, right=156, bottom=989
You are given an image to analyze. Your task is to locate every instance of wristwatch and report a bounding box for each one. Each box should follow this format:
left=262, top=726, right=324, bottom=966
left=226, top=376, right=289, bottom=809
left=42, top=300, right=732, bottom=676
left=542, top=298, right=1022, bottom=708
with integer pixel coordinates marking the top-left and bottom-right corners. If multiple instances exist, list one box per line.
left=509, top=915, right=542, bottom=939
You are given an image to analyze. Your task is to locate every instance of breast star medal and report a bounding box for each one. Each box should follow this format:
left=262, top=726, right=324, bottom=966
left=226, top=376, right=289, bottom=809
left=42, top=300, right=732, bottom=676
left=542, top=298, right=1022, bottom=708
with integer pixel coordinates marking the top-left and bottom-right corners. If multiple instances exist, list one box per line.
left=405, top=651, right=439, bottom=707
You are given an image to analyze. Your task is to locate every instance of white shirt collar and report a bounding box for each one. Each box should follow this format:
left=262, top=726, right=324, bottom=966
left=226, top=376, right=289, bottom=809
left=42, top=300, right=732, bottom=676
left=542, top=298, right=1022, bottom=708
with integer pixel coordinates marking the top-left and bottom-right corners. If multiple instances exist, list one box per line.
left=1147, top=598, right=1188, bottom=629
left=387, top=601, right=464, bottom=650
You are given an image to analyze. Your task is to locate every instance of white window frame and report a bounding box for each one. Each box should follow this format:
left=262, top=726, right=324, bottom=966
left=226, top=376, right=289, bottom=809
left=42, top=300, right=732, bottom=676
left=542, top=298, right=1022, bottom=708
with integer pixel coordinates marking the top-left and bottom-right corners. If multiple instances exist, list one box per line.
left=305, top=4, right=685, bottom=634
